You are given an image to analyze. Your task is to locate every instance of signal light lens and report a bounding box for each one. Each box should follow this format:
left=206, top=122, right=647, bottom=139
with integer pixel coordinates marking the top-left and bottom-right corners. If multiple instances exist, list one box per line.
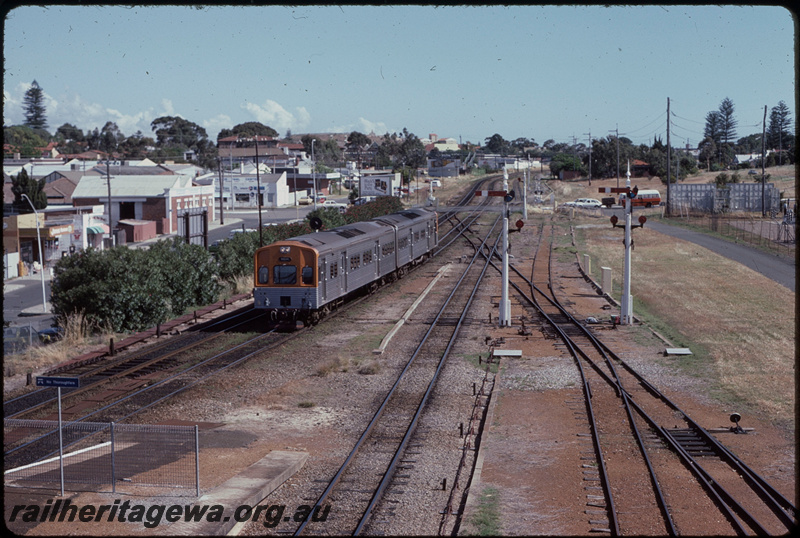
left=610, top=215, right=618, bottom=225
left=638, top=215, right=647, bottom=225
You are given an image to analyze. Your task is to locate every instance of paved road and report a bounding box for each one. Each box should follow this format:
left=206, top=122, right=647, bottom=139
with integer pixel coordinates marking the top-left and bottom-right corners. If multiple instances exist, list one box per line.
left=648, top=220, right=795, bottom=292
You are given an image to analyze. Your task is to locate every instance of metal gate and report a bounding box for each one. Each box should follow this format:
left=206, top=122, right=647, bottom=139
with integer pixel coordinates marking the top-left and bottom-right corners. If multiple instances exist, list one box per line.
left=177, top=208, right=208, bottom=247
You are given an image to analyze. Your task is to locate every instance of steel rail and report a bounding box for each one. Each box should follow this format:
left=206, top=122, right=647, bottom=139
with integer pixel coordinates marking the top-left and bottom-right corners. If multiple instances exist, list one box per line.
left=494, top=223, right=794, bottom=534
left=354, top=220, right=502, bottom=536
left=525, top=228, right=796, bottom=531
left=3, top=308, right=267, bottom=421
left=294, top=215, right=501, bottom=536
left=3, top=329, right=278, bottom=464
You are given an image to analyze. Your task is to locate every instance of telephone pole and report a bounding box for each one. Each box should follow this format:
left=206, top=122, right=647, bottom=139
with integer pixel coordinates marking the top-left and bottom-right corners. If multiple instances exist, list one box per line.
left=609, top=125, right=620, bottom=187
left=583, top=130, right=592, bottom=185
left=761, top=105, right=767, bottom=216
left=666, top=97, right=671, bottom=217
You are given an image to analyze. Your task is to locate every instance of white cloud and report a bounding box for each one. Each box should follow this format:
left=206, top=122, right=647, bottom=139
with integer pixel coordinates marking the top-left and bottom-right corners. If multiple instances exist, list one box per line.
left=242, top=99, right=310, bottom=132
left=357, top=117, right=390, bottom=135
left=203, top=114, right=233, bottom=139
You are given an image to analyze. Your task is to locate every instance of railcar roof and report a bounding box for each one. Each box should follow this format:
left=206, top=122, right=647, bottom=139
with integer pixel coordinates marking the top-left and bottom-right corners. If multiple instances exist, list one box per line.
left=373, top=208, right=431, bottom=226
left=268, top=208, right=435, bottom=252
left=280, top=220, right=389, bottom=251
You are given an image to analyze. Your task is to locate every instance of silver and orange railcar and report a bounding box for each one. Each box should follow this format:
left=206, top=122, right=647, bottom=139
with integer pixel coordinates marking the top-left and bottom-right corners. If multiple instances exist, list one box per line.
left=253, top=208, right=438, bottom=324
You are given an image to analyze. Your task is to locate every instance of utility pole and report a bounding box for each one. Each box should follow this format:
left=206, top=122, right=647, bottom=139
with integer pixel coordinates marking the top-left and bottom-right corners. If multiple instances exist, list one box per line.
left=609, top=125, right=620, bottom=187
left=254, top=136, right=263, bottom=248
left=583, top=130, right=592, bottom=185
left=666, top=97, right=671, bottom=217
left=312, top=139, right=317, bottom=211
left=106, top=161, right=114, bottom=246
left=217, top=158, right=224, bottom=225
left=761, top=105, right=767, bottom=216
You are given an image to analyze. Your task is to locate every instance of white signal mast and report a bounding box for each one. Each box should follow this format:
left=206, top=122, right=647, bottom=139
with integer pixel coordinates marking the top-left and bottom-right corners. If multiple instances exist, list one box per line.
left=499, top=166, right=511, bottom=326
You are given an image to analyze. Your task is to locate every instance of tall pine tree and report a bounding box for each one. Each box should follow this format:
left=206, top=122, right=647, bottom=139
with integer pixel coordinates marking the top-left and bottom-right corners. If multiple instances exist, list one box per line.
left=23, top=80, right=48, bottom=130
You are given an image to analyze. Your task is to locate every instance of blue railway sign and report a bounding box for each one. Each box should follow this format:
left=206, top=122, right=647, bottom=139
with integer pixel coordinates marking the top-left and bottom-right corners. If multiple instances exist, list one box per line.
left=36, top=376, right=80, bottom=388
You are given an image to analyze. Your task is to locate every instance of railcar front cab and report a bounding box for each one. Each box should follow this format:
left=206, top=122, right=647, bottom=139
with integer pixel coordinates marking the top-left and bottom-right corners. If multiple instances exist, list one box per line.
left=253, top=241, right=320, bottom=321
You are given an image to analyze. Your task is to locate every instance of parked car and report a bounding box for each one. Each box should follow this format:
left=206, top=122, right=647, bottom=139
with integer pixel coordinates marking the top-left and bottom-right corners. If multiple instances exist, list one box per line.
left=353, top=196, right=377, bottom=206
left=229, top=228, right=257, bottom=239
left=320, top=199, right=347, bottom=212
left=297, top=196, right=312, bottom=205
left=38, top=326, right=64, bottom=344
left=565, top=198, right=602, bottom=209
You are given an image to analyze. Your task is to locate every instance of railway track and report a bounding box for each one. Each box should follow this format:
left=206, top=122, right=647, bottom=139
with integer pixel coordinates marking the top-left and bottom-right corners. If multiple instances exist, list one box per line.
left=3, top=306, right=265, bottom=420
left=291, top=215, right=502, bottom=536
left=473, top=219, right=797, bottom=535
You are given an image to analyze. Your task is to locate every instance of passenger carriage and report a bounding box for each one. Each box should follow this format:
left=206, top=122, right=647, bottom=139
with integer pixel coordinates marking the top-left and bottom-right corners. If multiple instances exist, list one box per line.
left=253, top=208, right=438, bottom=324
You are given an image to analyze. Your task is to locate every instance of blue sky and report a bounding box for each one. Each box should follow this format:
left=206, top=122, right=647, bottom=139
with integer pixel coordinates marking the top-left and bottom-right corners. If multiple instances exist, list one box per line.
left=3, top=4, right=795, bottom=147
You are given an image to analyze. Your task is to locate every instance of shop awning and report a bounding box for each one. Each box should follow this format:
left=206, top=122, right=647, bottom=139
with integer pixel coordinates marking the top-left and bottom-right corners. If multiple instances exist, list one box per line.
left=86, top=225, right=107, bottom=235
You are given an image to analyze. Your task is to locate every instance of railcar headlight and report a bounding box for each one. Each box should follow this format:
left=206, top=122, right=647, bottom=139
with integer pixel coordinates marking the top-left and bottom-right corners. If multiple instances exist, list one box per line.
left=280, top=246, right=291, bottom=254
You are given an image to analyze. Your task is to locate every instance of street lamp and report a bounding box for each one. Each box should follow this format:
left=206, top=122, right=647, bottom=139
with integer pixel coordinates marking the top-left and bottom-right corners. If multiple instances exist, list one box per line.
left=311, top=139, right=317, bottom=210
left=21, top=194, right=47, bottom=314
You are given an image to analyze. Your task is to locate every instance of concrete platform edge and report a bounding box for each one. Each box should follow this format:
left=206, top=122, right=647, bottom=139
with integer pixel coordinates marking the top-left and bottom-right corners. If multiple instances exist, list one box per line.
left=161, top=450, right=308, bottom=536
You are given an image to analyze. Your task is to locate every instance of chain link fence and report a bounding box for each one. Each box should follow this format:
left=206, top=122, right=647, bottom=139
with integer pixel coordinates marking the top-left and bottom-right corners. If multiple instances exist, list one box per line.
left=4, top=419, right=199, bottom=496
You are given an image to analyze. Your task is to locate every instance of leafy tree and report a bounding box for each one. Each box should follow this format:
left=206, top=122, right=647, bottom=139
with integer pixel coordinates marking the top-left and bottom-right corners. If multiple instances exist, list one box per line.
left=346, top=131, right=372, bottom=167
left=735, top=134, right=763, bottom=154
left=147, top=238, right=220, bottom=314
left=151, top=116, right=217, bottom=167
left=10, top=169, right=46, bottom=212
left=151, top=116, right=207, bottom=147
left=119, top=130, right=155, bottom=159
left=346, top=131, right=371, bottom=153
left=51, top=247, right=169, bottom=333
left=306, top=207, right=347, bottom=230
left=217, top=122, right=279, bottom=140
left=23, top=80, right=48, bottom=130
left=100, top=121, right=124, bottom=155
left=55, top=123, right=85, bottom=142
left=376, top=132, right=401, bottom=168
left=484, top=133, right=510, bottom=155
left=300, top=135, right=342, bottom=167
left=3, top=125, right=48, bottom=157
left=548, top=153, right=584, bottom=178
left=398, top=129, right=426, bottom=170
left=697, top=136, right=717, bottom=170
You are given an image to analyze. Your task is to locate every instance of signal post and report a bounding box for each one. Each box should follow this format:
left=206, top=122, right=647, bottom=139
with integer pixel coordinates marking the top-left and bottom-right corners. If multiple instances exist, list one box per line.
left=600, top=163, right=647, bottom=325
left=476, top=167, right=520, bottom=327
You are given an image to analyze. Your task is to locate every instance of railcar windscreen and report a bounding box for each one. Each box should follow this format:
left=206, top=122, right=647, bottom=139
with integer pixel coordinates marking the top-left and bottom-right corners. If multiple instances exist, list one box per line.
left=273, top=265, right=297, bottom=284
left=258, top=266, right=269, bottom=284
left=302, top=266, right=314, bottom=285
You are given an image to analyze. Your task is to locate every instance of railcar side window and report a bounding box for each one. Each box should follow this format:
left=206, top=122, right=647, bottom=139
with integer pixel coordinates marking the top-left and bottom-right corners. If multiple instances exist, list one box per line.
left=273, top=265, right=297, bottom=284
left=258, top=265, right=269, bottom=284
left=381, top=241, right=395, bottom=256
left=302, top=266, right=314, bottom=285
left=330, top=262, right=339, bottom=279
left=398, top=237, right=408, bottom=250
left=350, top=253, right=361, bottom=271
left=362, top=250, right=373, bottom=264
